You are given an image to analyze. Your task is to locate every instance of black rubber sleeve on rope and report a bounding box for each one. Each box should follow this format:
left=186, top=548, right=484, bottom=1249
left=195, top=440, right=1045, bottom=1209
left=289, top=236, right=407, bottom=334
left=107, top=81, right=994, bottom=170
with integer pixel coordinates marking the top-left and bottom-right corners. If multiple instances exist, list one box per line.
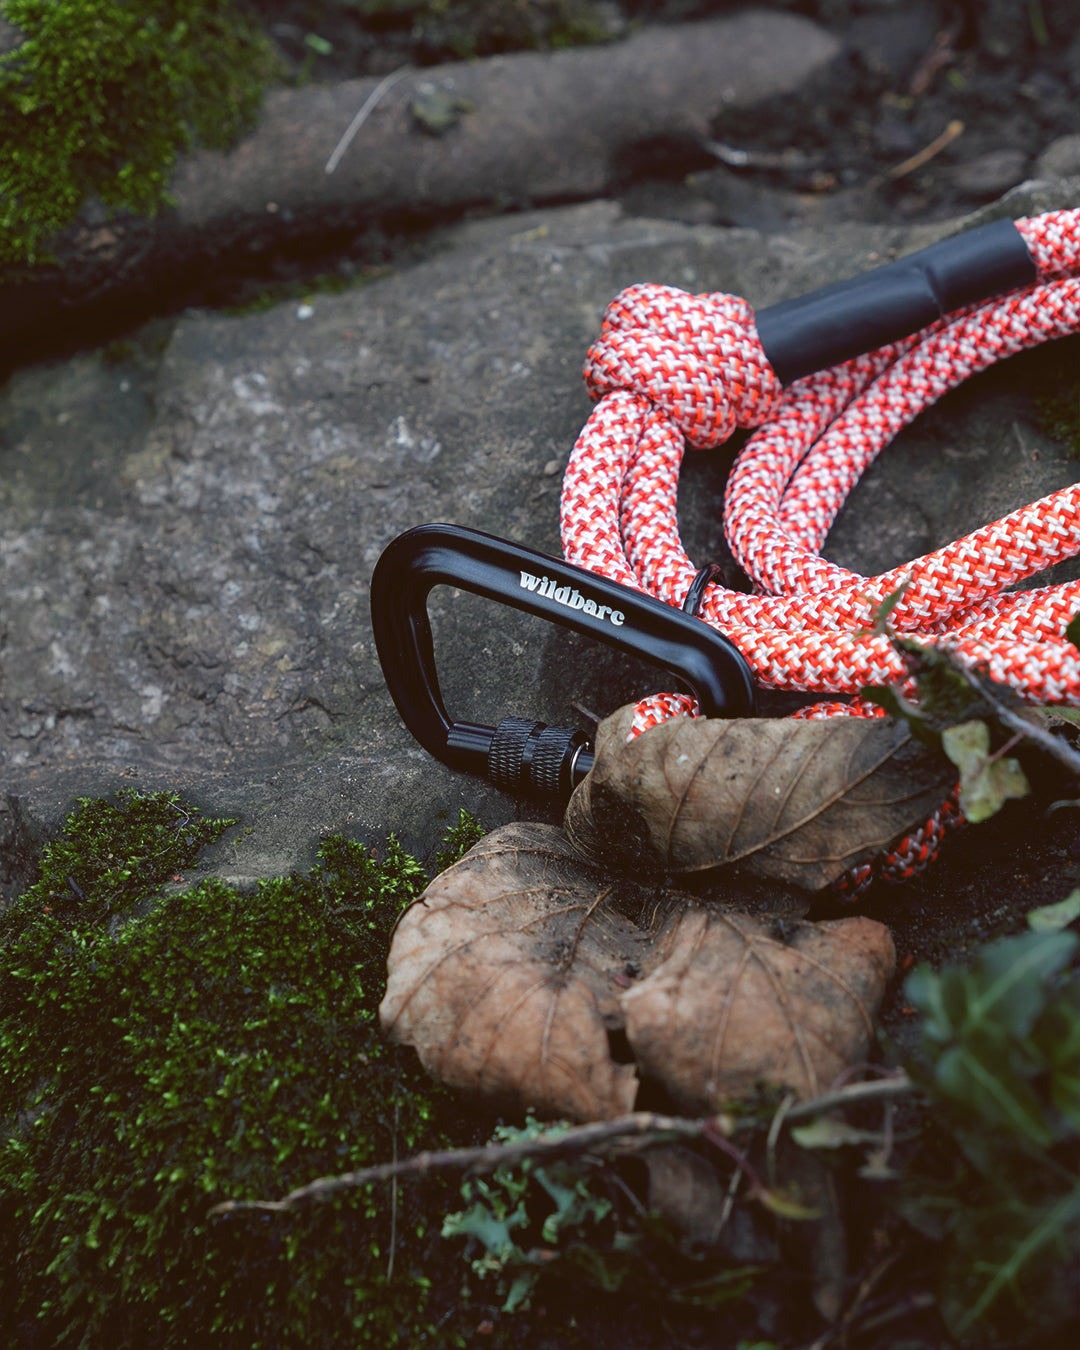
left=754, top=217, right=1038, bottom=386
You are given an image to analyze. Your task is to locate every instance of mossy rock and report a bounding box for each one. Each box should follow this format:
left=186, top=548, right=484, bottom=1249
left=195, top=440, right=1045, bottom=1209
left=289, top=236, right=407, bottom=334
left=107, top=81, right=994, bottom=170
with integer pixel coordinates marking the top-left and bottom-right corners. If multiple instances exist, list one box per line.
left=0, top=0, right=277, bottom=269
left=0, top=791, right=490, bottom=1347
left=0, top=0, right=616, bottom=274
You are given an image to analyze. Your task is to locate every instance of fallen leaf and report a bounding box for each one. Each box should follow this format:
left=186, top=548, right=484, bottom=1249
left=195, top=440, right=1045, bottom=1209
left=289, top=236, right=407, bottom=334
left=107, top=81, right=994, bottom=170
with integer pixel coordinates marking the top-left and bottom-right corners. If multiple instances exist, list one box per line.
left=620, top=906, right=895, bottom=1111
left=642, top=1145, right=746, bottom=1253
left=381, top=824, right=895, bottom=1121
left=379, top=822, right=655, bottom=1121
left=565, top=704, right=956, bottom=891
left=779, top=1145, right=849, bottom=1323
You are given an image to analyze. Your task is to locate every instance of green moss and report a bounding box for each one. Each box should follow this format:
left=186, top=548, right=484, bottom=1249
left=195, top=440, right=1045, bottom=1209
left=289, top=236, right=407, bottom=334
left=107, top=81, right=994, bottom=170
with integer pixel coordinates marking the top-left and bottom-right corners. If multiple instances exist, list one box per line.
left=219, top=262, right=393, bottom=317
left=0, top=794, right=488, bottom=1348
left=1027, top=333, right=1080, bottom=459
left=1035, top=387, right=1080, bottom=459
left=0, top=1, right=615, bottom=274
left=0, top=0, right=277, bottom=269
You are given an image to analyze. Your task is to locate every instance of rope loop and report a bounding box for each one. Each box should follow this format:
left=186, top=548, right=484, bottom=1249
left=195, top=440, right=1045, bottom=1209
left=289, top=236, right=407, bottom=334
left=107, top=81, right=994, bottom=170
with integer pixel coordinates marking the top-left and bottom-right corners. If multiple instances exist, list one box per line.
left=583, top=283, right=783, bottom=447
left=561, top=208, right=1080, bottom=888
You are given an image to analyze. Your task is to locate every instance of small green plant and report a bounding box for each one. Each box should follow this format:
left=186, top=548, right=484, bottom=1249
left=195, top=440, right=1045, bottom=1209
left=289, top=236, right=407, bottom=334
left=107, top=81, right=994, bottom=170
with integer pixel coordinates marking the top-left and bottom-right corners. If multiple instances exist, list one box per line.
left=442, top=1117, right=759, bottom=1313
left=434, top=807, right=487, bottom=871
left=0, top=0, right=276, bottom=268
left=902, top=931, right=1080, bottom=1344
left=0, top=793, right=487, bottom=1348
left=443, top=1117, right=623, bottom=1312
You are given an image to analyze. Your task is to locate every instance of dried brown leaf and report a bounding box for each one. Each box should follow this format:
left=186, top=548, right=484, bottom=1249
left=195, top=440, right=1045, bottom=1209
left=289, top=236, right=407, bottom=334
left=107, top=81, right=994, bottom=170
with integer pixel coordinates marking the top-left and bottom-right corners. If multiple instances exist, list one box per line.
left=620, top=906, right=895, bottom=1111
left=565, top=705, right=956, bottom=891
left=381, top=823, right=895, bottom=1123
left=379, top=822, right=657, bottom=1121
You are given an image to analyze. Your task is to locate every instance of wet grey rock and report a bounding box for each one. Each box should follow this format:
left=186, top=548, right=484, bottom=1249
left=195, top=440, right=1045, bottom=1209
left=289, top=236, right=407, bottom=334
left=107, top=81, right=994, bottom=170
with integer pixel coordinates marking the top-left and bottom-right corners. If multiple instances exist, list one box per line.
left=1036, top=135, right=1080, bottom=182
left=3, top=183, right=1080, bottom=905
left=951, top=148, right=1029, bottom=200
left=843, top=0, right=938, bottom=84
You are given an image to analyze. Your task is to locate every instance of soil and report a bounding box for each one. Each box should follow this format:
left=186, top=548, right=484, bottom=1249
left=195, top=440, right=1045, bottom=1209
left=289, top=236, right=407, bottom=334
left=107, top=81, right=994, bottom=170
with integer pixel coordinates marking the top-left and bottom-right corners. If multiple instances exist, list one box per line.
left=7, top=3, right=1080, bottom=1347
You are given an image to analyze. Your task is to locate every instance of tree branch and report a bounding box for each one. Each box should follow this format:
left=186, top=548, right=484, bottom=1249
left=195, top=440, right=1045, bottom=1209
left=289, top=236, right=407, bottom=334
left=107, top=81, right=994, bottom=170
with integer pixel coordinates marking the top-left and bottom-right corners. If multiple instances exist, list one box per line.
left=207, top=1074, right=917, bottom=1220
left=208, top=1112, right=703, bottom=1218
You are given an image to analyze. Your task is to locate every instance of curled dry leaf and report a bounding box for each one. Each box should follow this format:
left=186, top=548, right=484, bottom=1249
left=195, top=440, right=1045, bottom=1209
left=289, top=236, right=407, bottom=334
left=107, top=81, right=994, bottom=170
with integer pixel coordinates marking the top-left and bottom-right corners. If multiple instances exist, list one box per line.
left=565, top=704, right=956, bottom=891
left=621, top=906, right=895, bottom=1112
left=381, top=823, right=895, bottom=1122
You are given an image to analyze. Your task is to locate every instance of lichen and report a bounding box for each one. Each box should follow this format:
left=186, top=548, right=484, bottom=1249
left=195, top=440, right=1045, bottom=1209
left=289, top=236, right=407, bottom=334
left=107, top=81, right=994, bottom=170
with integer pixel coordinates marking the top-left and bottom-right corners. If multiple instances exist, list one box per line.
left=0, top=792, right=488, bottom=1347
left=0, top=0, right=277, bottom=269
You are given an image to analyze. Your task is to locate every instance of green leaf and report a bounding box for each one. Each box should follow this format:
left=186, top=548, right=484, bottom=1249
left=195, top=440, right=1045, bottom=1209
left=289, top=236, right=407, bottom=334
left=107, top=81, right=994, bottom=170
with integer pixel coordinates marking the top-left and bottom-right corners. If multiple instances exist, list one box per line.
left=502, top=1269, right=540, bottom=1313
left=1032, top=987, right=1080, bottom=1133
left=942, top=1185, right=1080, bottom=1342
left=870, top=579, right=910, bottom=634
left=1065, top=612, right=1080, bottom=652
left=934, top=1041, right=1054, bottom=1149
left=941, top=720, right=1029, bottom=823
left=859, top=682, right=942, bottom=750
left=790, top=1117, right=883, bottom=1150
left=969, top=932, right=1078, bottom=1037
left=441, top=1199, right=525, bottom=1255
left=757, top=1189, right=820, bottom=1221
left=1027, top=888, right=1080, bottom=933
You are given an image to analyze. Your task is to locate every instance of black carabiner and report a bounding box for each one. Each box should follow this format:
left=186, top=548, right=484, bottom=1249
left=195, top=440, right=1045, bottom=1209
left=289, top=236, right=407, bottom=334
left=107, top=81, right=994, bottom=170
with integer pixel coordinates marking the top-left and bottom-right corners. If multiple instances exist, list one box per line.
left=369, top=523, right=756, bottom=798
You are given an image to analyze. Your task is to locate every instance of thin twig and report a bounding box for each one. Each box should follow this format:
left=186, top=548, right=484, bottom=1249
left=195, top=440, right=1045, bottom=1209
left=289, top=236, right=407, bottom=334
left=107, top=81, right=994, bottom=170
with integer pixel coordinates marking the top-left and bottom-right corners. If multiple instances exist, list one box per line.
left=854, top=1289, right=936, bottom=1333
left=887, top=119, right=963, bottom=180
left=208, top=1077, right=920, bottom=1220
left=908, top=25, right=960, bottom=98
left=963, top=666, right=1080, bottom=778
left=701, top=1117, right=770, bottom=1199
left=808, top=1288, right=937, bottom=1349
left=801, top=1251, right=905, bottom=1350
left=699, top=137, right=818, bottom=173
left=715, top=1153, right=744, bottom=1236
left=208, top=1112, right=704, bottom=1218
left=783, top=1072, right=915, bottom=1122
left=766, top=1092, right=797, bottom=1191
left=325, top=65, right=411, bottom=175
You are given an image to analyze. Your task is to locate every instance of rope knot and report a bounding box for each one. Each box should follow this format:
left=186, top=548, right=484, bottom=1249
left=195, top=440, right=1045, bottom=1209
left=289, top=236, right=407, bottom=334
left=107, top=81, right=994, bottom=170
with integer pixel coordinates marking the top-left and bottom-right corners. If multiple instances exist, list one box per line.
left=583, top=282, right=783, bottom=448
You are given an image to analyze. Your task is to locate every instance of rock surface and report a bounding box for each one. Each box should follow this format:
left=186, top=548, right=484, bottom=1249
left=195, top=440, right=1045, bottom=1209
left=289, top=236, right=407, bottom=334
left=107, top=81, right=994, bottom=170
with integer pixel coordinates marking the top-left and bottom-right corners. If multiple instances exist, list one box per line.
left=4, top=176, right=1080, bottom=910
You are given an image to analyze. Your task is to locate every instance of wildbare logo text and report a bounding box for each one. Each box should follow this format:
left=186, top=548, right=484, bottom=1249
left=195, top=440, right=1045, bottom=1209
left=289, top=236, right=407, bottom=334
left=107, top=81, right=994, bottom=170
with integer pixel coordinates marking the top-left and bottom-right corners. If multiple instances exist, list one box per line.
left=519, top=572, right=625, bottom=625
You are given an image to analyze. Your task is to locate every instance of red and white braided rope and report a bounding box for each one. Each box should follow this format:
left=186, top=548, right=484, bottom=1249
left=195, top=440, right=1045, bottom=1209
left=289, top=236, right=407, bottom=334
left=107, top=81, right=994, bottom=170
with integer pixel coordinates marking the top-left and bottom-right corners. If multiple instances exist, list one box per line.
left=560, top=209, right=1080, bottom=888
